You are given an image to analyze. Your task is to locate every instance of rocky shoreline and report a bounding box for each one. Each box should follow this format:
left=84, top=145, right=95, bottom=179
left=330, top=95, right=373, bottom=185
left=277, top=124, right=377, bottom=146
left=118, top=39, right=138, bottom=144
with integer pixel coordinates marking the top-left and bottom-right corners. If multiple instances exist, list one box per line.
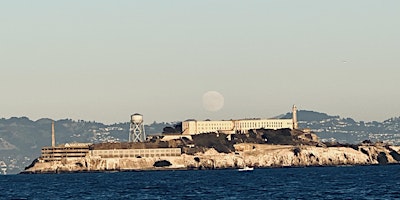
left=22, top=143, right=400, bottom=174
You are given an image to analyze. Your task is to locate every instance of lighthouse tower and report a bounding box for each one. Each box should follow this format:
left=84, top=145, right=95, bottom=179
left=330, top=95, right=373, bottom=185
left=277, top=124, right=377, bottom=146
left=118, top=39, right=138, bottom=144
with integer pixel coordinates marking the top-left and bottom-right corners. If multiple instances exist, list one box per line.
left=292, top=105, right=298, bottom=129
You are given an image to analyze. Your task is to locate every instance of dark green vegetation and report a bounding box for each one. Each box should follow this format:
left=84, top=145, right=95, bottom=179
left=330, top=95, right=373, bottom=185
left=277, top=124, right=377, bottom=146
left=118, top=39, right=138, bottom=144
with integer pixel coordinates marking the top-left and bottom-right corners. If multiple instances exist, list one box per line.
left=389, top=150, right=400, bottom=162
left=377, top=152, right=389, bottom=165
left=191, top=133, right=235, bottom=153
left=162, top=123, right=182, bottom=134
left=183, top=128, right=319, bottom=155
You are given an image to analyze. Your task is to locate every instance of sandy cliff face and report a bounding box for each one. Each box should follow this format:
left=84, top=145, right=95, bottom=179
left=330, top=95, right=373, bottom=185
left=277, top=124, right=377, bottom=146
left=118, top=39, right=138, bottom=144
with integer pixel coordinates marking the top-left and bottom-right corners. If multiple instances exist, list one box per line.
left=23, top=144, right=400, bottom=173
left=183, top=144, right=399, bottom=169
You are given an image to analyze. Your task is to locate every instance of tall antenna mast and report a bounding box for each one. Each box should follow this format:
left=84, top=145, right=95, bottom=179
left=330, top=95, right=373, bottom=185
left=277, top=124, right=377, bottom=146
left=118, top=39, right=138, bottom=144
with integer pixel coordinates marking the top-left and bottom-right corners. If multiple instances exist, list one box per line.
left=51, top=121, right=56, bottom=147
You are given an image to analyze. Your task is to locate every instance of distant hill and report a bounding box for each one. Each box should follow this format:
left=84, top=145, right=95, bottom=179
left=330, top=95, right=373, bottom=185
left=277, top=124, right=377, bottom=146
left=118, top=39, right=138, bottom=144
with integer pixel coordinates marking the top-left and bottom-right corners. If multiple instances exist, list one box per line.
left=280, top=110, right=339, bottom=121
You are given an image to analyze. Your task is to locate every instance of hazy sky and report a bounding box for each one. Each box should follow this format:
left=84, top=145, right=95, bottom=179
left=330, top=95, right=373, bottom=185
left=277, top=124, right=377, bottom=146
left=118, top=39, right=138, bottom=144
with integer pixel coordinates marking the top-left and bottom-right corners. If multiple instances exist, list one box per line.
left=1, top=1, right=399, bottom=124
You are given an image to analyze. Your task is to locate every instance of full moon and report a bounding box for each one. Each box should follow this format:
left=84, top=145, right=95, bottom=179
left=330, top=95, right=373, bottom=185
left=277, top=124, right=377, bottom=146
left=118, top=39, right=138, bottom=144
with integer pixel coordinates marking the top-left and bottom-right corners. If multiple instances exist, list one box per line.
left=202, top=91, right=224, bottom=112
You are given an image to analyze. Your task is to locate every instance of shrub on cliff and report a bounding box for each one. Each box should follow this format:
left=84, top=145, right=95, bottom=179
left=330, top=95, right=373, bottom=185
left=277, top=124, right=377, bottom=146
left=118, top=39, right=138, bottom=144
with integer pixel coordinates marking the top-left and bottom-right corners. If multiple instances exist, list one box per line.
left=233, top=130, right=265, bottom=144
left=377, top=152, right=388, bottom=165
left=389, top=151, right=400, bottom=162
left=24, top=158, right=39, bottom=170
left=162, top=122, right=182, bottom=134
left=360, top=148, right=369, bottom=156
left=292, top=147, right=301, bottom=156
left=324, top=142, right=359, bottom=150
left=162, top=127, right=178, bottom=134
left=259, top=129, right=294, bottom=145
left=192, top=133, right=234, bottom=153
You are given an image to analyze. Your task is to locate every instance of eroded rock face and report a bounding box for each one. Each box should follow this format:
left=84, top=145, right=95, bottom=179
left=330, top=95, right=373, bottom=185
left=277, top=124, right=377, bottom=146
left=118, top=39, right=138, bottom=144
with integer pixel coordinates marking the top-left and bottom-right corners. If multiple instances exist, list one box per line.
left=22, top=144, right=400, bottom=174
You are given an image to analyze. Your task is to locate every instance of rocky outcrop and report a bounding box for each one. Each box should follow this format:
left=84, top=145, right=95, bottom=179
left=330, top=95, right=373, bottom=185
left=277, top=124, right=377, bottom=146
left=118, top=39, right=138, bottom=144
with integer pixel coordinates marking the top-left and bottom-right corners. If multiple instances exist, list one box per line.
left=22, top=143, right=400, bottom=174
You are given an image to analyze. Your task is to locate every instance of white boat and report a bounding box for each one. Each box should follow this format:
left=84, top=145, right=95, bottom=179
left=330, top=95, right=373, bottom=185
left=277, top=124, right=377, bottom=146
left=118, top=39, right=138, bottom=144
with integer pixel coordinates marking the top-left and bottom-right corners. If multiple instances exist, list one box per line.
left=238, top=152, right=253, bottom=171
left=238, top=166, right=254, bottom=172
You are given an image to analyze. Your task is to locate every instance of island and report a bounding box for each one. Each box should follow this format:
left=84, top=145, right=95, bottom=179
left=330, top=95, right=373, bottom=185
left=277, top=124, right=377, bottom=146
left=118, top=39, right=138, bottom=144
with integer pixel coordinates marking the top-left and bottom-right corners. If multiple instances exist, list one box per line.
left=22, top=128, right=400, bottom=174
left=22, top=109, right=400, bottom=174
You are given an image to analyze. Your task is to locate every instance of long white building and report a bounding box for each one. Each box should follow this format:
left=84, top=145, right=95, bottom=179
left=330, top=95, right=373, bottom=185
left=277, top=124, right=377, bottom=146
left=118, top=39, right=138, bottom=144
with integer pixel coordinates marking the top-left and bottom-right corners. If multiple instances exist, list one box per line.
left=182, top=105, right=298, bottom=135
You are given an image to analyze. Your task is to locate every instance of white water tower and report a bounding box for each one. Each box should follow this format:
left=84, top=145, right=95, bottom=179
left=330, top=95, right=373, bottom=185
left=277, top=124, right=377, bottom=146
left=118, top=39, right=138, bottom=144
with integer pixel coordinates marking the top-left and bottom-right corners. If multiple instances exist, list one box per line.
left=129, top=113, right=146, bottom=142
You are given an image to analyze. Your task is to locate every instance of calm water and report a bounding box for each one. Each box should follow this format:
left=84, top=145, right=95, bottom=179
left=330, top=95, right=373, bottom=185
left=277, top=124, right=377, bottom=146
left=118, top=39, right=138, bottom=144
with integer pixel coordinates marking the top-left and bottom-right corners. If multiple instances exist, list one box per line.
left=1, top=165, right=400, bottom=199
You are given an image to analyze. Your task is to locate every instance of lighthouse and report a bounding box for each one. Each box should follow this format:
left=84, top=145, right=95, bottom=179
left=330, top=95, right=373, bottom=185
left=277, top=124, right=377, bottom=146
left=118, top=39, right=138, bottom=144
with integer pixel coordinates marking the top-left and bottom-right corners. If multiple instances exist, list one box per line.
left=292, top=105, right=298, bottom=129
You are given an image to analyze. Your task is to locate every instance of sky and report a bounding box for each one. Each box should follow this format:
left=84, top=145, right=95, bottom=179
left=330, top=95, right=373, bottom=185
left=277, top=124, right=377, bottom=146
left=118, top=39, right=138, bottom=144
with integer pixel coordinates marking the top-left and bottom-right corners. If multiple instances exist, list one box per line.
left=1, top=1, right=399, bottom=124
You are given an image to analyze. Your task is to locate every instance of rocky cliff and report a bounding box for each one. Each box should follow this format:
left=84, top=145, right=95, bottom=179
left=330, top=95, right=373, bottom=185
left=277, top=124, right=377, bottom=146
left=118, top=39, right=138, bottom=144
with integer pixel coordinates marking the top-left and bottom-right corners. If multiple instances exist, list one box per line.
left=22, top=143, right=400, bottom=174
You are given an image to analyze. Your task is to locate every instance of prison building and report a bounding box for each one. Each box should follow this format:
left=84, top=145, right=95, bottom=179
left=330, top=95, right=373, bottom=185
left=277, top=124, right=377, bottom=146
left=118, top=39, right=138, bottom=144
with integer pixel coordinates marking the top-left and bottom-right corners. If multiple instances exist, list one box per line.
left=182, top=119, right=294, bottom=135
left=40, top=143, right=91, bottom=162
left=181, top=105, right=298, bottom=135
left=90, top=148, right=181, bottom=158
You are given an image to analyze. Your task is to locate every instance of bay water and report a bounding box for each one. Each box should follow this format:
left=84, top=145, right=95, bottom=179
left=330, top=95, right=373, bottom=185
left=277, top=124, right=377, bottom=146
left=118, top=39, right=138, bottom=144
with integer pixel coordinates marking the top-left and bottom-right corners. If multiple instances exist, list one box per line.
left=1, top=165, right=400, bottom=199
